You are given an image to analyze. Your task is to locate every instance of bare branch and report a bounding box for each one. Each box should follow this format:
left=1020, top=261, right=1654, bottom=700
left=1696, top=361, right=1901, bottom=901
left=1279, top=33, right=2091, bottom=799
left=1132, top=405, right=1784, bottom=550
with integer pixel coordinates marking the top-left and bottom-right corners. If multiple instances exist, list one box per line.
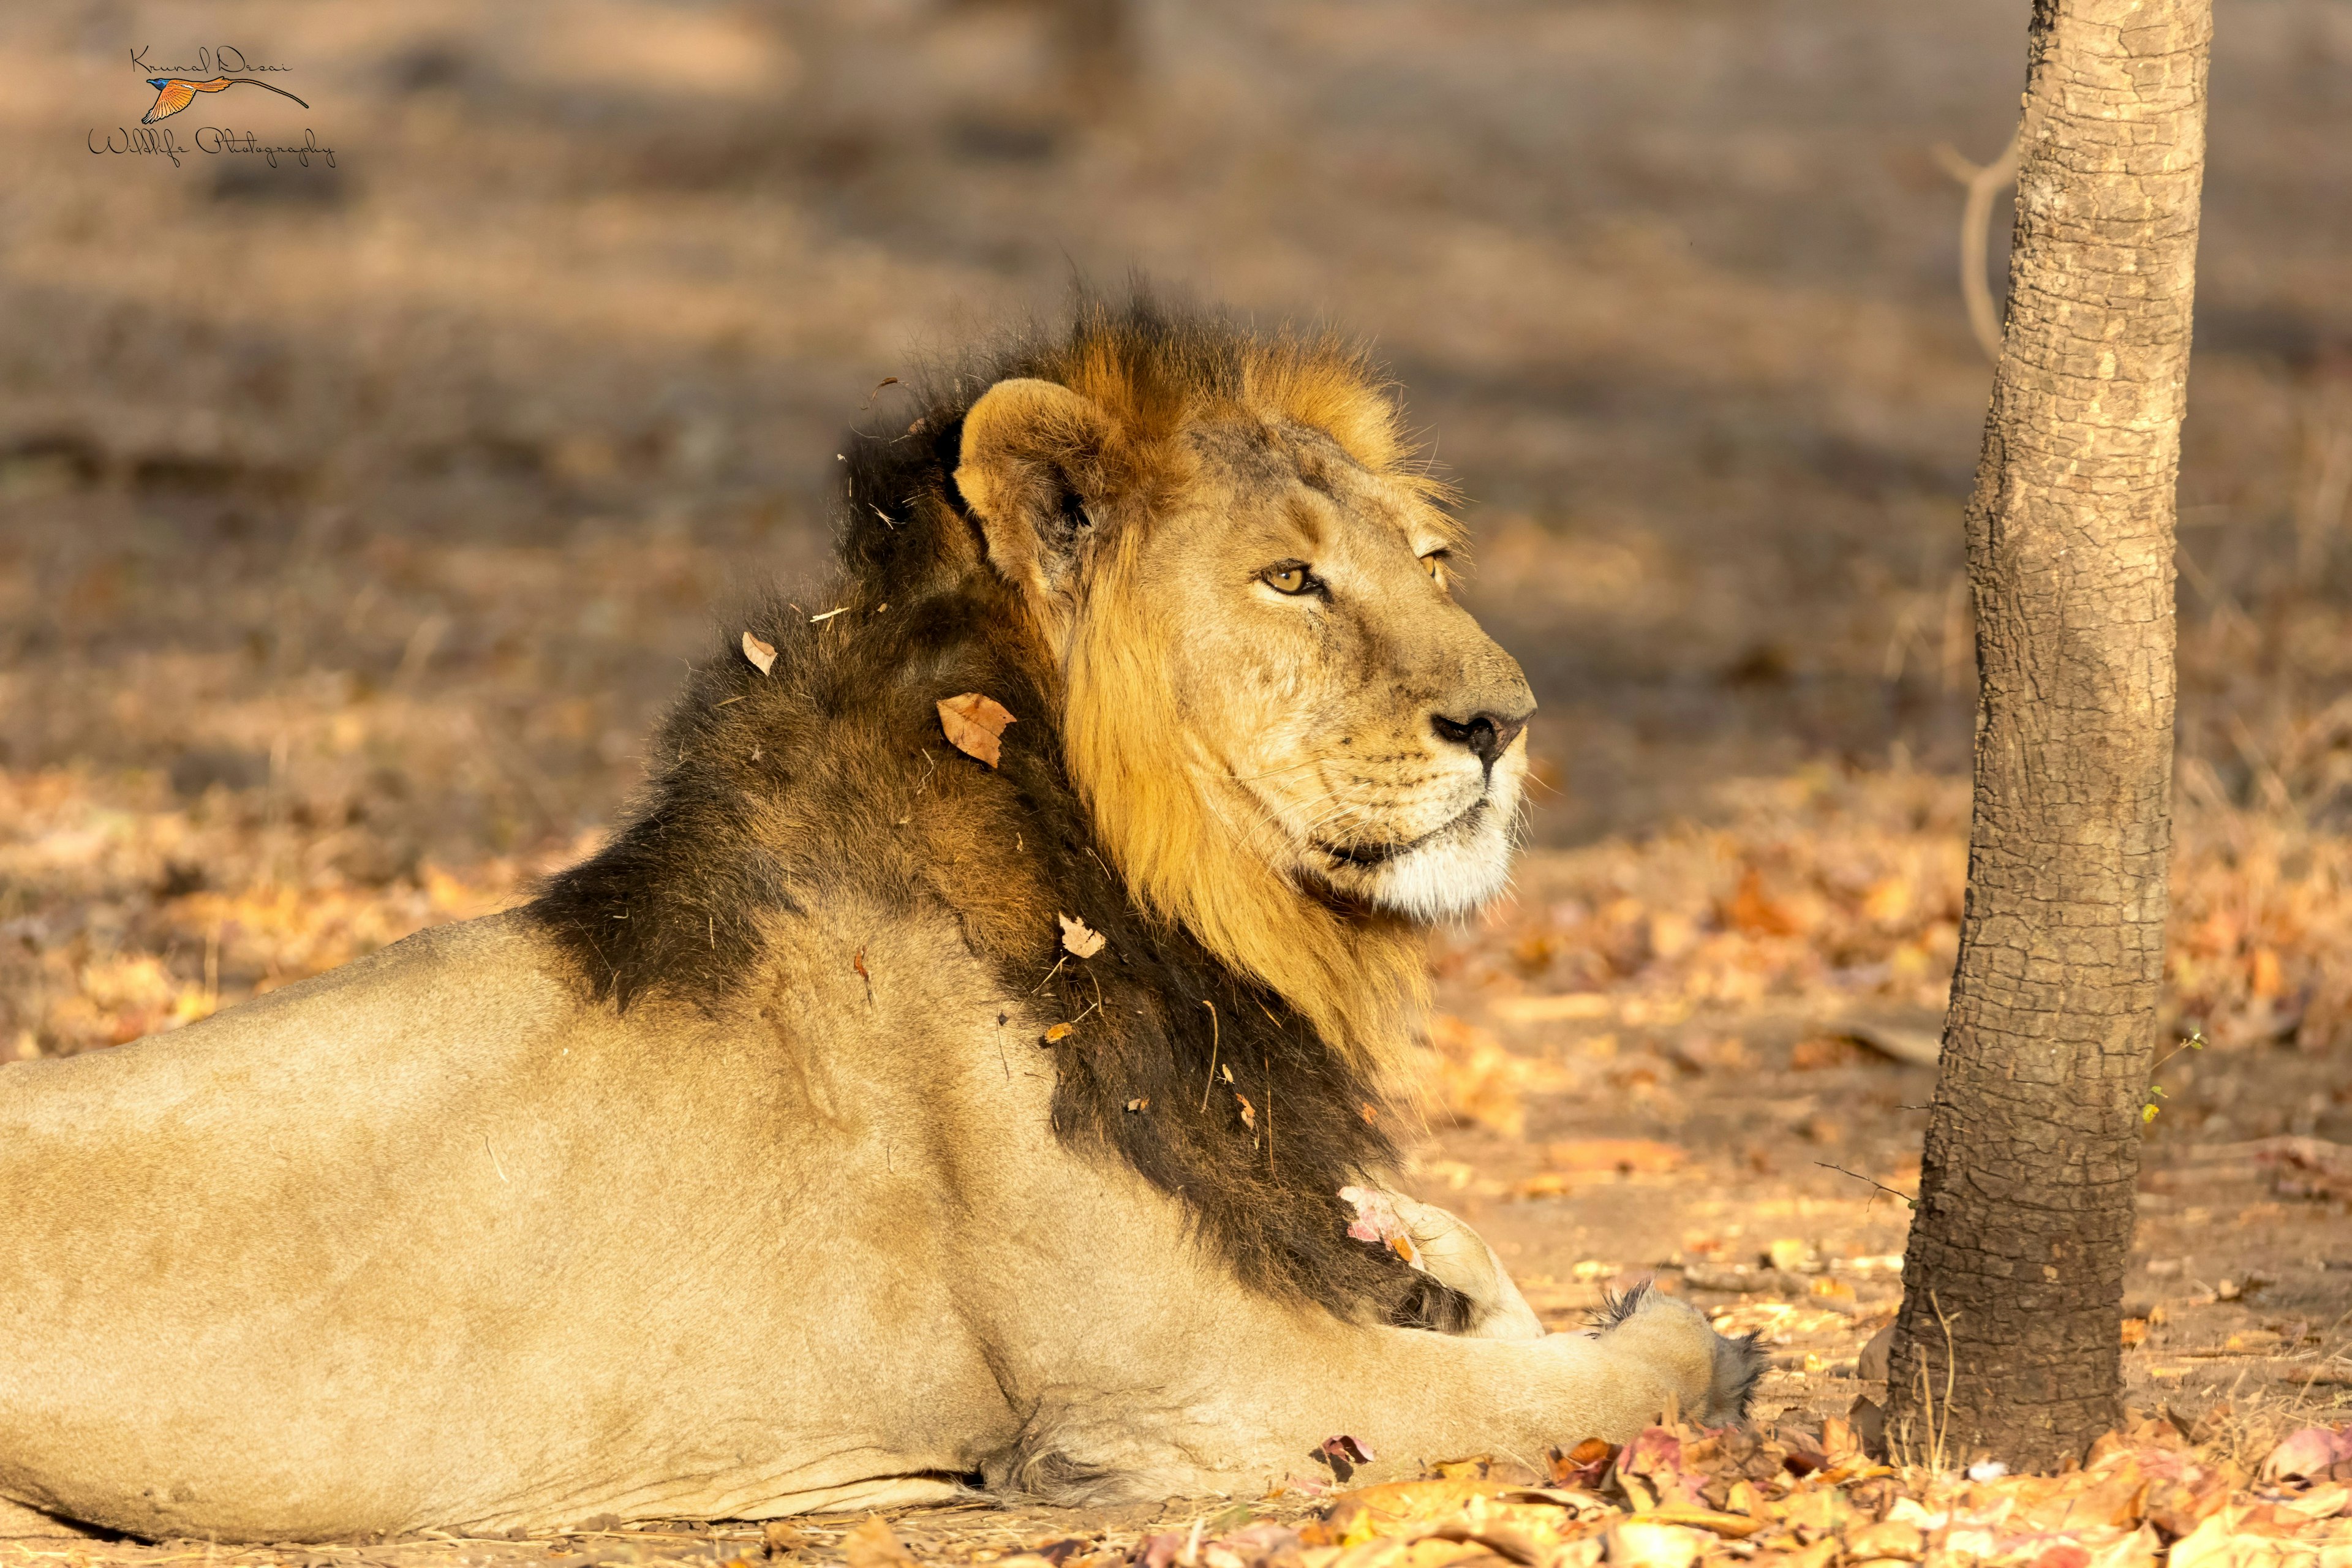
left=1931, top=130, right=2022, bottom=364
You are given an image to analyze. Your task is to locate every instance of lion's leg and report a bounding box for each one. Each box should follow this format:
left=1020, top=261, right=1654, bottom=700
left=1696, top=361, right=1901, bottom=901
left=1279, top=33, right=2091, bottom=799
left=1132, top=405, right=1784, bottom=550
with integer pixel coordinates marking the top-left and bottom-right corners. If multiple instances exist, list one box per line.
left=997, top=1285, right=1760, bottom=1503
left=1306, top=1285, right=1758, bottom=1453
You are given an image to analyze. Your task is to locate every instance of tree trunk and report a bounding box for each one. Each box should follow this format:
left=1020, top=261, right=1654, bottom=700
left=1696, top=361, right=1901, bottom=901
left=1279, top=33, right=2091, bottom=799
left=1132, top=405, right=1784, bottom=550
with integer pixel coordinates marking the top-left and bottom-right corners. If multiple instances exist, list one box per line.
left=1885, top=0, right=2210, bottom=1471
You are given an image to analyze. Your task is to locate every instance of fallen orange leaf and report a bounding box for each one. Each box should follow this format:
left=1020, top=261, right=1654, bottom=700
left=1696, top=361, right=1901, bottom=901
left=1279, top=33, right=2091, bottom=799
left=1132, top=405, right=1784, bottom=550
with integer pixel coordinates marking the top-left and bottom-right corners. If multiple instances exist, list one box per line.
left=842, top=1517, right=913, bottom=1568
left=1725, top=867, right=1803, bottom=936
left=1324, top=1479, right=1524, bottom=1534
left=1645, top=1509, right=1766, bottom=1539
left=1605, top=1518, right=1707, bottom=1568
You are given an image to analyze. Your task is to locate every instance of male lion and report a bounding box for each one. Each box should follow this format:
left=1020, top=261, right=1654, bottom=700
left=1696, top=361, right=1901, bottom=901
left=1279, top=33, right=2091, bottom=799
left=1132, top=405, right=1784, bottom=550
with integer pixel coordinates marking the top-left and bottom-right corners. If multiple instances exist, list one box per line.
left=0, top=300, right=1759, bottom=1542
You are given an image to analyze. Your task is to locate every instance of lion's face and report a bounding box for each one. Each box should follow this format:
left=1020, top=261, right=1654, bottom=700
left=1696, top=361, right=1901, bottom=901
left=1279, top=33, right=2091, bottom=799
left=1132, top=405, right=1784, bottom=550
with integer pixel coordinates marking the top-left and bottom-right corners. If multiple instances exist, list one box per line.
left=1136, top=421, right=1534, bottom=922
left=956, top=374, right=1533, bottom=929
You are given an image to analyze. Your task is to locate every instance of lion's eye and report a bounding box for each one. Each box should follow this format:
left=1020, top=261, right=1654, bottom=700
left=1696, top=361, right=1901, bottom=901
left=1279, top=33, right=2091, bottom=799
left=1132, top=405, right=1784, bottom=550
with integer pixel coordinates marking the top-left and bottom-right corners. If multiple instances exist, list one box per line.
left=1421, top=550, right=1450, bottom=586
left=1262, top=564, right=1314, bottom=595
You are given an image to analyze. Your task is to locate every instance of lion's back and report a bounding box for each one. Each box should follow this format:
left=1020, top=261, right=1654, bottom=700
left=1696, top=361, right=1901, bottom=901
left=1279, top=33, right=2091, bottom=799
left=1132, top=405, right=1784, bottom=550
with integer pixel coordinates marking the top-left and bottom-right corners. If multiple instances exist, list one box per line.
left=0, top=910, right=574, bottom=1127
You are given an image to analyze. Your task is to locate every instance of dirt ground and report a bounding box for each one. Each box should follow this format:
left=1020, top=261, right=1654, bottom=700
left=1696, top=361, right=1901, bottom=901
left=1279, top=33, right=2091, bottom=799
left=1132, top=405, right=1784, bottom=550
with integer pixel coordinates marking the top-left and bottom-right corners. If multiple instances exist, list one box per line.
left=4, top=0, right=2352, bottom=1561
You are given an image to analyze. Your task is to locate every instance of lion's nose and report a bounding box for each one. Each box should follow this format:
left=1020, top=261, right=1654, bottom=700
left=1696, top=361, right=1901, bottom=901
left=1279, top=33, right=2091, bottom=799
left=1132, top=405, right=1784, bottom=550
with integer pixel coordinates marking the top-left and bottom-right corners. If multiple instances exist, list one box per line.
left=1431, top=708, right=1530, bottom=769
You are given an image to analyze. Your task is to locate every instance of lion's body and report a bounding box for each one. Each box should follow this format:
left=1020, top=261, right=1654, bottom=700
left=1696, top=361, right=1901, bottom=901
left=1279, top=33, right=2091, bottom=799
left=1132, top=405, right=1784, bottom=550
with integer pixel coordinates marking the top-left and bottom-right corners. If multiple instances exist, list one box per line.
left=0, top=301, right=1760, bottom=1541
left=0, top=907, right=1735, bottom=1539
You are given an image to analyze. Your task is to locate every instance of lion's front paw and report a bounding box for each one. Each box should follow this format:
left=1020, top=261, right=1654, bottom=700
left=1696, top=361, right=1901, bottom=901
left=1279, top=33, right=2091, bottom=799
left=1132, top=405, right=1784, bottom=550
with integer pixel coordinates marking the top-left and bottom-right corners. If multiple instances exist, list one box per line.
left=1346, top=1187, right=1543, bottom=1340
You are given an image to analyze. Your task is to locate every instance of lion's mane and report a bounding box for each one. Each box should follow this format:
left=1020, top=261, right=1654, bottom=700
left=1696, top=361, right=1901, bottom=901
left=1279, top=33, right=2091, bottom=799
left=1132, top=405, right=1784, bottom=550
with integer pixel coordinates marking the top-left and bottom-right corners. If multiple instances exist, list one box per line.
left=529, top=295, right=1471, bottom=1331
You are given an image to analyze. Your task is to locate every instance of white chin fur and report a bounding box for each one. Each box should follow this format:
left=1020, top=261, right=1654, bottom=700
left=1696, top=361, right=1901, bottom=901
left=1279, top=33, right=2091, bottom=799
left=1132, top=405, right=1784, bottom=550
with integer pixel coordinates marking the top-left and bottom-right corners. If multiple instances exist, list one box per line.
left=1360, top=796, right=1518, bottom=922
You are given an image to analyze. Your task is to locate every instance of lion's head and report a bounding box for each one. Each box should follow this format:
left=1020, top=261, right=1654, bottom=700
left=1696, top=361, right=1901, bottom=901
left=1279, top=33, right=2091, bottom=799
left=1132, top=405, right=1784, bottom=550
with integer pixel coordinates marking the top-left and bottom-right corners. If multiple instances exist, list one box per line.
left=539, top=298, right=1534, bottom=1074
left=949, top=307, right=1534, bottom=1066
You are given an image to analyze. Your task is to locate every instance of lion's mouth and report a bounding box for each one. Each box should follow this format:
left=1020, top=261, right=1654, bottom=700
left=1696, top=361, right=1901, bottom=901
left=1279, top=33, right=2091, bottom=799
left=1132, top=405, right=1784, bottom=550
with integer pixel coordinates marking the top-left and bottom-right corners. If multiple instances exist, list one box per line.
left=1316, top=798, right=1487, bottom=869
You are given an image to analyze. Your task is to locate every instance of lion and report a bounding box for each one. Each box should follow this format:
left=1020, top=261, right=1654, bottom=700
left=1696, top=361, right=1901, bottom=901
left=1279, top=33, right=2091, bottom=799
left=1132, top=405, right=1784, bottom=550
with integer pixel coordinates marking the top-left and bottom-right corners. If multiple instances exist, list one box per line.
left=0, top=298, right=1760, bottom=1543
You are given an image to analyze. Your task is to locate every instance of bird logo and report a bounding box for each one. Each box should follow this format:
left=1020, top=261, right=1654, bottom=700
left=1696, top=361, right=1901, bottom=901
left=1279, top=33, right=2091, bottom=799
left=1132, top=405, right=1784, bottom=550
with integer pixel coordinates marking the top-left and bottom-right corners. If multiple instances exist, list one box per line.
left=140, top=76, right=308, bottom=125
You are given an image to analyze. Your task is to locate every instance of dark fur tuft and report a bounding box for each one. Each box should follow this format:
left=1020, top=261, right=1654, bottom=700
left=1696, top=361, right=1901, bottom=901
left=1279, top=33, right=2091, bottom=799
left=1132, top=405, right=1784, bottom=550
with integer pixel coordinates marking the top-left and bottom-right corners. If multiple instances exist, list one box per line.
left=1715, top=1330, right=1769, bottom=1419
left=1593, top=1281, right=1768, bottom=1424
left=1592, top=1280, right=1656, bottom=1331
left=527, top=294, right=1464, bottom=1331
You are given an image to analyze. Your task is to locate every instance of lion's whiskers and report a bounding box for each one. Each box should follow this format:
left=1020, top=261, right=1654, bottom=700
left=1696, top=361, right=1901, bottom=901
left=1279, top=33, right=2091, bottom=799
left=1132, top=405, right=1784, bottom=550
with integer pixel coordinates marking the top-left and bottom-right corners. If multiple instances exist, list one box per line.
left=1227, top=755, right=1325, bottom=785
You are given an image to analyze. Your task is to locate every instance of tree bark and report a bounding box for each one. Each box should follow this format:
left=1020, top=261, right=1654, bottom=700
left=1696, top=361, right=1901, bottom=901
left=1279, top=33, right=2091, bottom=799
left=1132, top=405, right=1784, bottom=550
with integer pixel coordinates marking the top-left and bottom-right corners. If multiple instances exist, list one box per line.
left=1885, top=0, right=2209, bottom=1471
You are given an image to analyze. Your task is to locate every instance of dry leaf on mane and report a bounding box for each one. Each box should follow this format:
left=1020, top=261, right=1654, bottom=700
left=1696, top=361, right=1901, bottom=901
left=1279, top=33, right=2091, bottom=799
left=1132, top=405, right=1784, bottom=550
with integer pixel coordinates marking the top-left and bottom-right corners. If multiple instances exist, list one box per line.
left=938, top=692, right=1016, bottom=767
left=1060, top=913, right=1106, bottom=959
left=1340, top=1185, right=1426, bottom=1270
left=741, top=630, right=777, bottom=676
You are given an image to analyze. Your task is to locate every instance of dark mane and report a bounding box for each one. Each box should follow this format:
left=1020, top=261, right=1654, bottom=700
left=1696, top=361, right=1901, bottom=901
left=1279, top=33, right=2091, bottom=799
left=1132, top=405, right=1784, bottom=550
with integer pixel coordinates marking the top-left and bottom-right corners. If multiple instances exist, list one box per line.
left=526, top=296, right=1469, bottom=1331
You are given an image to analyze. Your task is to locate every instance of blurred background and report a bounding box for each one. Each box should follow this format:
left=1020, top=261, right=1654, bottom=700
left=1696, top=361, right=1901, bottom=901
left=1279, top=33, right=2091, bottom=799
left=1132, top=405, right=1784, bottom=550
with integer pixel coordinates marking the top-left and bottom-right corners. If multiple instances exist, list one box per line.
left=3, top=0, right=2351, bottom=1417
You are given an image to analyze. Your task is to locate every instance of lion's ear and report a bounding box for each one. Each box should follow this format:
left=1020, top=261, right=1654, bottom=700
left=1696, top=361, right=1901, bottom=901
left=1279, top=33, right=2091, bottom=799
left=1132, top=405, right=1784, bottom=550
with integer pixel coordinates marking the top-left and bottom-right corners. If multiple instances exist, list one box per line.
left=955, top=377, right=1118, bottom=645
